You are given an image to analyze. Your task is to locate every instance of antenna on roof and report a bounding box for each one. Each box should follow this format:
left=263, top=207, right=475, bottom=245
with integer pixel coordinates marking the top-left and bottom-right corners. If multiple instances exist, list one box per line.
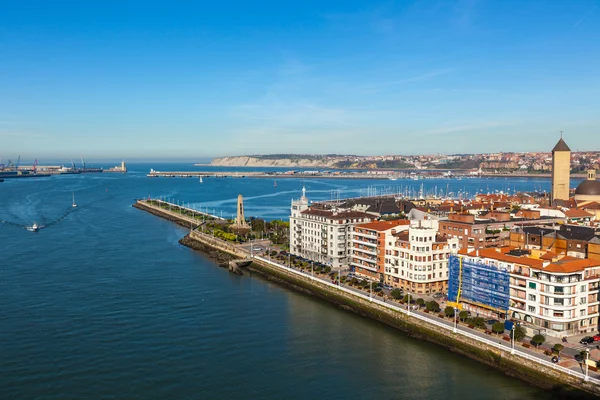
left=560, top=130, right=563, bottom=139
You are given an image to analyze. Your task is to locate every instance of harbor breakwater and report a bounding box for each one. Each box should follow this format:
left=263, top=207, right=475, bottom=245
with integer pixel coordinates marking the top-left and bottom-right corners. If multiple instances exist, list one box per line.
left=133, top=200, right=599, bottom=398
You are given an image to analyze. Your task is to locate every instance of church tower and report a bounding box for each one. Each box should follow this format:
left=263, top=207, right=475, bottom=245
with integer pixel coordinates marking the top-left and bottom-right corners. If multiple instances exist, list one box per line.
left=551, top=135, right=571, bottom=203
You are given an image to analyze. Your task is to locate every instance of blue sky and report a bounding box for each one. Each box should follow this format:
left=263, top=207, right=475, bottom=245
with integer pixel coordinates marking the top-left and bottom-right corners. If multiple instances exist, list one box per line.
left=1, top=0, right=600, bottom=161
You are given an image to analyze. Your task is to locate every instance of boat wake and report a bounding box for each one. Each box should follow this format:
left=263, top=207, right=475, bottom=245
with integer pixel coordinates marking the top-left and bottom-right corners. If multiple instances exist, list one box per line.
left=0, top=199, right=91, bottom=232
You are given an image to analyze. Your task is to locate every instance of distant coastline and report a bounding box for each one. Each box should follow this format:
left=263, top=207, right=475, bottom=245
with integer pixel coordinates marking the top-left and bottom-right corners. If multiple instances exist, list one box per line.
left=200, top=155, right=587, bottom=178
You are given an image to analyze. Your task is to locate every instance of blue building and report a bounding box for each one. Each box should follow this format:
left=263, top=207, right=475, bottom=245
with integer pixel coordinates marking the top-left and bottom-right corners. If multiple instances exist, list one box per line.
left=447, top=254, right=510, bottom=317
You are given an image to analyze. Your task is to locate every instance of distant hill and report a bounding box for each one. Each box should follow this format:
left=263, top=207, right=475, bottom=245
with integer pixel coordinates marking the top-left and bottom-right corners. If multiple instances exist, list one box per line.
left=208, top=155, right=414, bottom=169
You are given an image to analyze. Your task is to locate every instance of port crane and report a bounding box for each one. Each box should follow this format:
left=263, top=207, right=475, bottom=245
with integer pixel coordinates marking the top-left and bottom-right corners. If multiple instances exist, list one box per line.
left=81, top=157, right=86, bottom=170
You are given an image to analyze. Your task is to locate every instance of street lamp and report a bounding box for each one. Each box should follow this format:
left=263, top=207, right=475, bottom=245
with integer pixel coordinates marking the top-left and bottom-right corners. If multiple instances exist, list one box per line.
left=511, top=325, right=515, bottom=355
left=453, top=308, right=458, bottom=333
left=407, top=292, right=411, bottom=315
left=311, top=261, right=314, bottom=280
left=585, top=348, right=590, bottom=382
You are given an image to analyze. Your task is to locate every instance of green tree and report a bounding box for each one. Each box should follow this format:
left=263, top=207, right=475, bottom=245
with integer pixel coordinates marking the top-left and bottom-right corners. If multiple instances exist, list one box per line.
left=444, top=306, right=455, bottom=318
left=531, top=334, right=546, bottom=349
left=492, top=322, right=505, bottom=335
left=513, top=326, right=526, bottom=342
left=416, top=298, right=425, bottom=307
left=403, top=294, right=412, bottom=303
left=426, top=301, right=440, bottom=312
left=459, top=311, right=469, bottom=321
left=390, top=289, right=403, bottom=300
left=552, top=344, right=564, bottom=355
left=473, top=317, right=486, bottom=329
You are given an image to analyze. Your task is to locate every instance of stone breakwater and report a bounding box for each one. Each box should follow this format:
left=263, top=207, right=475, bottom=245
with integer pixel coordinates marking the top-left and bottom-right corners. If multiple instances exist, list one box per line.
left=133, top=201, right=599, bottom=399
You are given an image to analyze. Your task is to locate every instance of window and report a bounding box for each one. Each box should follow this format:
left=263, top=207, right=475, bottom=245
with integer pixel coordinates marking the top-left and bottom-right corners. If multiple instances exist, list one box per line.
left=528, top=294, right=536, bottom=301
left=528, top=306, right=535, bottom=312
left=529, top=282, right=536, bottom=289
left=581, top=285, right=586, bottom=293
left=580, top=309, right=586, bottom=317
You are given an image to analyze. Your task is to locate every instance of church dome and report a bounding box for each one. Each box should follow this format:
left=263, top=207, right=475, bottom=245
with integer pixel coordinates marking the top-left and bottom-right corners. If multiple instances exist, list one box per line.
left=575, top=180, right=600, bottom=196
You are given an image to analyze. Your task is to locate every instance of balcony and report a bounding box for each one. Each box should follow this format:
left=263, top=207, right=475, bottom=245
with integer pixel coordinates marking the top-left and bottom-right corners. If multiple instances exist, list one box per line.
left=351, top=261, right=377, bottom=272
left=353, top=253, right=377, bottom=264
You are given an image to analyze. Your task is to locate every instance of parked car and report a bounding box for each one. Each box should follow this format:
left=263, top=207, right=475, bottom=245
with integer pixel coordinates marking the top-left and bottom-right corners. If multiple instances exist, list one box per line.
left=432, top=292, right=444, bottom=299
left=254, top=247, right=263, bottom=252
left=580, top=336, right=595, bottom=345
left=486, top=319, right=499, bottom=325
left=593, top=334, right=600, bottom=342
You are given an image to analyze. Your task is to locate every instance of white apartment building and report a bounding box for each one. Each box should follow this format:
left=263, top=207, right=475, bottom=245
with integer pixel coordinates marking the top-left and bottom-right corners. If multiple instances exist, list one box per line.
left=461, top=248, right=600, bottom=338
left=383, top=220, right=459, bottom=295
left=290, top=188, right=373, bottom=268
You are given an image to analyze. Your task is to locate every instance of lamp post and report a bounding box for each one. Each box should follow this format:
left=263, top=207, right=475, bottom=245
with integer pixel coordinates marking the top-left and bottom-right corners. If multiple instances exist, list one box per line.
left=288, top=253, right=291, bottom=268
left=453, top=308, right=458, bottom=333
left=311, top=261, right=314, bottom=280
left=250, top=242, right=253, bottom=258
left=407, top=292, right=411, bottom=315
left=585, top=348, right=590, bottom=382
left=511, top=325, right=515, bottom=355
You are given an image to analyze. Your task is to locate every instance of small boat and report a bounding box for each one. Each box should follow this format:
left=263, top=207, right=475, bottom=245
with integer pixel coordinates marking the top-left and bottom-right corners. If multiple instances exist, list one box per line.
left=274, top=180, right=277, bottom=187
left=72, top=192, right=77, bottom=208
left=388, top=176, right=397, bottom=181
left=26, top=223, right=39, bottom=232
left=199, top=177, right=203, bottom=183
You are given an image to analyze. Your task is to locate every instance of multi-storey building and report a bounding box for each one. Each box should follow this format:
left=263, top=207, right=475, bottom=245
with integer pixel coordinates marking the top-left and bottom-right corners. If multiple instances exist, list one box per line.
left=290, top=188, right=373, bottom=268
left=453, top=248, right=600, bottom=338
left=383, top=220, right=459, bottom=295
left=509, top=224, right=599, bottom=259
left=439, top=211, right=563, bottom=250
left=350, top=220, right=410, bottom=281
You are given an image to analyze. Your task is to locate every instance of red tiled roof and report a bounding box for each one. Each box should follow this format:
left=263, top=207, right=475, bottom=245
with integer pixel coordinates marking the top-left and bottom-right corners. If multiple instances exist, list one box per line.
left=355, top=220, right=410, bottom=231
left=541, top=258, right=600, bottom=273
left=564, top=209, right=593, bottom=218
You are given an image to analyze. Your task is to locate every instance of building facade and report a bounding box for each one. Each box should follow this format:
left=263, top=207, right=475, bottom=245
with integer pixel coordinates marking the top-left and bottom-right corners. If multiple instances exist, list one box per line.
left=350, top=220, right=410, bottom=281
left=551, top=137, right=571, bottom=203
left=383, top=220, right=459, bottom=295
left=454, top=248, right=600, bottom=338
left=290, top=188, right=373, bottom=268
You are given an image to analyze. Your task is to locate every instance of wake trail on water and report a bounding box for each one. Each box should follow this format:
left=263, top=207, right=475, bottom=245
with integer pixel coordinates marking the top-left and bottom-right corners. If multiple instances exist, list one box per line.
left=0, top=195, right=109, bottom=232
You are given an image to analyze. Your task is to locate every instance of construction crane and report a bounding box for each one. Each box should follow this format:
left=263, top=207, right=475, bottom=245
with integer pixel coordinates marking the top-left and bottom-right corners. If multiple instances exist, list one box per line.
left=81, top=157, right=86, bottom=170
left=70, top=157, right=76, bottom=170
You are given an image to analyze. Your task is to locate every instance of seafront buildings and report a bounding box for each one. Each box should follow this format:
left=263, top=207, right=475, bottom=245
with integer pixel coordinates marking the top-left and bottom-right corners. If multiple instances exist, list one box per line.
left=289, top=187, right=373, bottom=268
left=450, top=248, right=600, bottom=338
left=289, top=137, right=600, bottom=337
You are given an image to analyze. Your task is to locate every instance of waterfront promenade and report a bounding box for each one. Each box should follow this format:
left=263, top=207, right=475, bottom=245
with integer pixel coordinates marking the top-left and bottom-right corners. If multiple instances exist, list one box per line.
left=134, top=198, right=600, bottom=396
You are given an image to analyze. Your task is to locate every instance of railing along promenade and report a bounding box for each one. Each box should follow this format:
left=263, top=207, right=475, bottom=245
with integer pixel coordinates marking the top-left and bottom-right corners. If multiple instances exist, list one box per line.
left=253, top=254, right=600, bottom=387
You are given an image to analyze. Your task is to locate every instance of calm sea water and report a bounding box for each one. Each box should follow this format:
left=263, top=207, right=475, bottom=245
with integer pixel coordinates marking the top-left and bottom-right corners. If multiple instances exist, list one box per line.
left=0, top=164, right=560, bottom=399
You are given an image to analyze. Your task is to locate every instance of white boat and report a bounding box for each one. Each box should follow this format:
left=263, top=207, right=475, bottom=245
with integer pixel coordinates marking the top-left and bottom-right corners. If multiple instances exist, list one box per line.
left=199, top=176, right=203, bottom=183
left=72, top=192, right=77, bottom=207
left=274, top=180, right=277, bottom=187
left=26, top=223, right=39, bottom=232
left=388, top=176, right=397, bottom=181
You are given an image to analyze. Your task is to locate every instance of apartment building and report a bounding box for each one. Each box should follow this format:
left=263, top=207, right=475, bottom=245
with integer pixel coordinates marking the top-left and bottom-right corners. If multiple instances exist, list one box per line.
left=383, top=220, right=459, bottom=295
left=456, top=248, right=600, bottom=338
left=509, top=225, right=599, bottom=259
left=290, top=188, right=373, bottom=268
left=439, top=211, right=562, bottom=250
left=350, top=220, right=410, bottom=281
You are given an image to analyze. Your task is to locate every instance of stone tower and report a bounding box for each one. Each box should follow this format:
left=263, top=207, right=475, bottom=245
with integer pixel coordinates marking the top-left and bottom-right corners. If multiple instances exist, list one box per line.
left=551, top=136, right=571, bottom=203
left=233, top=194, right=249, bottom=229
